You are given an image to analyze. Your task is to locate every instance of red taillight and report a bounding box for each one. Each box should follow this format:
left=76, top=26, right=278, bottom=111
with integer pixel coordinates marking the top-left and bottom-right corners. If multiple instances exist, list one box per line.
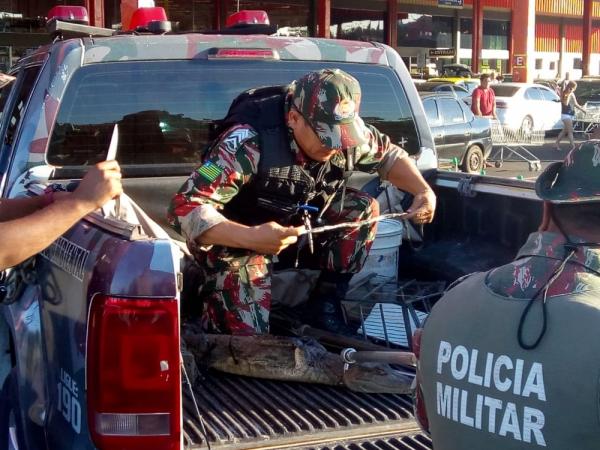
left=47, top=5, right=89, bottom=25
left=412, top=328, right=430, bottom=433
left=208, top=48, right=279, bottom=60
left=496, top=100, right=508, bottom=109
left=87, top=296, right=181, bottom=450
left=128, top=7, right=168, bottom=31
left=412, top=328, right=423, bottom=358
left=226, top=10, right=270, bottom=27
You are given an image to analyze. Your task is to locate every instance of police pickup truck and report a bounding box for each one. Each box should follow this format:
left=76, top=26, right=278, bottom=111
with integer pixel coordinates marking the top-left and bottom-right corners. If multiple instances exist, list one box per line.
left=0, top=6, right=543, bottom=450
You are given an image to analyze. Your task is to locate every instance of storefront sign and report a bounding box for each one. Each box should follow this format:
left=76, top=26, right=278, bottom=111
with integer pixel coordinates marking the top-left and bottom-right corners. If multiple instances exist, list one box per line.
left=513, top=54, right=527, bottom=68
left=429, top=48, right=456, bottom=58
left=438, top=0, right=464, bottom=8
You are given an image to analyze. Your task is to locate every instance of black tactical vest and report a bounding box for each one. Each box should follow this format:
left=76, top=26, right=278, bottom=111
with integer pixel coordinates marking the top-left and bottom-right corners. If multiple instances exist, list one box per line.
left=215, top=86, right=346, bottom=226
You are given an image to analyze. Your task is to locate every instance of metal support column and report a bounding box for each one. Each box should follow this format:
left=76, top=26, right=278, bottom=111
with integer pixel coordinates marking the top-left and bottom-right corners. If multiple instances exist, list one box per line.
left=471, top=0, right=482, bottom=74
left=453, top=10, right=461, bottom=65
left=583, top=0, right=592, bottom=77
left=385, top=0, right=398, bottom=48
left=511, top=0, right=535, bottom=83
left=558, top=20, right=566, bottom=78
left=316, top=0, right=331, bottom=38
left=85, top=0, right=105, bottom=28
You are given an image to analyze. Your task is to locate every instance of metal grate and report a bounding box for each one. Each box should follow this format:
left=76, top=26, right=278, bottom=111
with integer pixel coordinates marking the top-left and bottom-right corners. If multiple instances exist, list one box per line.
left=183, top=371, right=420, bottom=449
left=312, top=433, right=433, bottom=450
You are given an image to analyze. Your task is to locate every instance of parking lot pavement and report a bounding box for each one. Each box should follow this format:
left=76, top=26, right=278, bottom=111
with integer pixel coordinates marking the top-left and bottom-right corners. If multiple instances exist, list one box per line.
left=440, top=133, right=590, bottom=180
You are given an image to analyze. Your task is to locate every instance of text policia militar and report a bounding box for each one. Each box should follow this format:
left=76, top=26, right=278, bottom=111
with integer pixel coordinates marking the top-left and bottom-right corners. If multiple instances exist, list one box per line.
left=435, top=341, right=547, bottom=447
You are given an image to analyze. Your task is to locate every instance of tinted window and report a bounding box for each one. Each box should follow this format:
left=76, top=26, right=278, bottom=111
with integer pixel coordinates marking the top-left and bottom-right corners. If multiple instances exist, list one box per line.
left=438, top=85, right=452, bottom=92
left=48, top=61, right=419, bottom=169
left=524, top=88, right=542, bottom=101
left=423, top=98, right=440, bottom=125
left=538, top=87, right=559, bottom=102
left=490, top=85, right=519, bottom=97
left=453, top=86, right=470, bottom=99
left=459, top=100, right=475, bottom=120
left=439, top=98, right=465, bottom=123
left=4, top=67, right=40, bottom=147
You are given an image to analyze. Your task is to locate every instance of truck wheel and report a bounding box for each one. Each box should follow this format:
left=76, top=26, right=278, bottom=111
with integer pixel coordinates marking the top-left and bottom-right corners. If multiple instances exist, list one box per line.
left=461, top=145, right=484, bottom=173
left=0, top=370, right=24, bottom=450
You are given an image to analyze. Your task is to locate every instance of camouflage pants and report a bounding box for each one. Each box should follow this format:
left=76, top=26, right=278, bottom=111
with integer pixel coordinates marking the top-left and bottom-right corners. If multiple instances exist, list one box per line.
left=196, top=189, right=380, bottom=335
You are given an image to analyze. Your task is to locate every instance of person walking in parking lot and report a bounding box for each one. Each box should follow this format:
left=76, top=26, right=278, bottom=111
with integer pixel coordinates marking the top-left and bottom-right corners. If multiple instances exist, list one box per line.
left=471, top=73, right=497, bottom=119
left=417, top=131, right=600, bottom=450
left=168, top=68, right=436, bottom=335
left=555, top=81, right=586, bottom=151
left=0, top=161, right=122, bottom=270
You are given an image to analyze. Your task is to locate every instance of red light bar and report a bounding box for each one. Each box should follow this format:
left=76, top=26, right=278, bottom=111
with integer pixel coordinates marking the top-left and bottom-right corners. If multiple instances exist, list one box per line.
left=226, top=10, right=270, bottom=28
left=47, top=5, right=89, bottom=25
left=128, top=7, right=168, bottom=31
left=209, top=48, right=279, bottom=60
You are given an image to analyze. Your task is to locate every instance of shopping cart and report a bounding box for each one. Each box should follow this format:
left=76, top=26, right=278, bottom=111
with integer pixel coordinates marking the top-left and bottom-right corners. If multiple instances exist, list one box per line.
left=574, top=108, right=600, bottom=135
left=488, top=119, right=544, bottom=171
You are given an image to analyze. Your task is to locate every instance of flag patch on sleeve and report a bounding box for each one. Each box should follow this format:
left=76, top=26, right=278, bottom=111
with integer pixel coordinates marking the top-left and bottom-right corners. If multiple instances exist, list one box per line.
left=197, top=161, right=223, bottom=182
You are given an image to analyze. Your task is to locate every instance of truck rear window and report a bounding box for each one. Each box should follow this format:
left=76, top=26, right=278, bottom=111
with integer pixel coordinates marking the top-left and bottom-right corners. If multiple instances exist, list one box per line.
left=47, top=60, right=419, bottom=174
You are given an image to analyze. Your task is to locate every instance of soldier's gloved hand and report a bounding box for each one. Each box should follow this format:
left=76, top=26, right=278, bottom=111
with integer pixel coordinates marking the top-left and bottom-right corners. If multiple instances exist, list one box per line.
left=72, top=161, right=123, bottom=213
left=405, top=188, right=436, bottom=224
left=247, top=222, right=304, bottom=255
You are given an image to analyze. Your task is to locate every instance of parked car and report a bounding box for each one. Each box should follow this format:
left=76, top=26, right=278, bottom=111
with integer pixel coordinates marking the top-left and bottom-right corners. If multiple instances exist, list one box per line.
left=440, top=63, right=473, bottom=78
left=575, top=78, right=600, bottom=110
left=428, top=77, right=480, bottom=94
left=416, top=81, right=471, bottom=104
left=534, top=78, right=561, bottom=96
left=420, top=93, right=492, bottom=173
left=0, top=6, right=439, bottom=450
left=491, top=82, right=562, bottom=133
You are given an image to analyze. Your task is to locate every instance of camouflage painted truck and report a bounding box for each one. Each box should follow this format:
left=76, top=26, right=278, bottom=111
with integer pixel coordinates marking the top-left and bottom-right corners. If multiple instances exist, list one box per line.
left=0, top=15, right=544, bottom=450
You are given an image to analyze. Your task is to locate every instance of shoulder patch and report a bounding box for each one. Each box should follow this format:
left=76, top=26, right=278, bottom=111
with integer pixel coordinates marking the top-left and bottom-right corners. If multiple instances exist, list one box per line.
left=221, top=126, right=257, bottom=154
left=197, top=161, right=223, bottom=182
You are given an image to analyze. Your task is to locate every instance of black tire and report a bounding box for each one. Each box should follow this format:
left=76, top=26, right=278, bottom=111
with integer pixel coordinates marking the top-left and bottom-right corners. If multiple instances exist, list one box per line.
left=461, top=145, right=485, bottom=174
left=0, top=370, right=24, bottom=450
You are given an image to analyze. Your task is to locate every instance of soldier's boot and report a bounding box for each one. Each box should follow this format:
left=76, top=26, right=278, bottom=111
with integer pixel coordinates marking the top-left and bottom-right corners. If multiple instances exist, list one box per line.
left=304, top=272, right=355, bottom=335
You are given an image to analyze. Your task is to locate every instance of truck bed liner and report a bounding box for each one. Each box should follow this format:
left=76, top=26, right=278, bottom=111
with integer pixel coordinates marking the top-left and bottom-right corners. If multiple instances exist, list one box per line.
left=183, top=372, right=430, bottom=449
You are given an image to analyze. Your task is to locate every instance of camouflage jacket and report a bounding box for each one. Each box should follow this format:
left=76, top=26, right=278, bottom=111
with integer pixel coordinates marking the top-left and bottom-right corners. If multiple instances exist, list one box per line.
left=167, top=121, right=406, bottom=245
left=486, top=231, right=600, bottom=298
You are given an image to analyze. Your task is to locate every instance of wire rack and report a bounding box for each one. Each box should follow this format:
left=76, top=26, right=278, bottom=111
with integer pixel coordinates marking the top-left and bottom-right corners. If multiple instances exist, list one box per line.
left=574, top=108, right=600, bottom=134
left=342, top=276, right=445, bottom=350
left=487, top=119, right=543, bottom=171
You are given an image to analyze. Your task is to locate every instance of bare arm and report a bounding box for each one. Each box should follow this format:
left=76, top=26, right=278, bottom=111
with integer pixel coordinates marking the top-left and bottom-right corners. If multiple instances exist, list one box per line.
left=0, top=196, right=47, bottom=221
left=0, top=161, right=122, bottom=270
left=387, top=157, right=436, bottom=224
left=472, top=93, right=482, bottom=116
left=572, top=93, right=586, bottom=113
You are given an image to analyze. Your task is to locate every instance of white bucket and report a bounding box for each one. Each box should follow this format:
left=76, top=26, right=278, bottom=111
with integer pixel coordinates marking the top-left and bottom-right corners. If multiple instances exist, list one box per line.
left=356, top=218, right=403, bottom=281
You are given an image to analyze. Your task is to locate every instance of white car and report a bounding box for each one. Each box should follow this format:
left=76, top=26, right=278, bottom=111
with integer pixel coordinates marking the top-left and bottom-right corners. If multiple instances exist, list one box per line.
left=491, top=82, right=562, bottom=132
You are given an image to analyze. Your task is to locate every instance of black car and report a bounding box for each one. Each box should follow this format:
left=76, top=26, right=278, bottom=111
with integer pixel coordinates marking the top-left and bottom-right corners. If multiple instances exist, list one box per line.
left=420, top=92, right=493, bottom=173
left=416, top=81, right=471, bottom=104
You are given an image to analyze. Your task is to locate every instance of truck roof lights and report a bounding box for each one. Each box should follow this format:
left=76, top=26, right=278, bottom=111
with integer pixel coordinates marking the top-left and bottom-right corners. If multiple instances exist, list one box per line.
left=226, top=10, right=270, bottom=28
left=128, top=7, right=170, bottom=32
left=47, top=5, right=89, bottom=25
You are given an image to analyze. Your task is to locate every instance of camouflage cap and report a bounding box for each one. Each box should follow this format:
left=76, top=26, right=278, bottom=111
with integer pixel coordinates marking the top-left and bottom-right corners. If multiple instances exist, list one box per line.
left=535, top=140, right=600, bottom=203
left=290, top=69, right=369, bottom=150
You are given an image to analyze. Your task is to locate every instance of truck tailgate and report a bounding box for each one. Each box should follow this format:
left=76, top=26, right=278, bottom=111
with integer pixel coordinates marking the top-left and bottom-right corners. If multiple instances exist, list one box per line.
left=182, top=372, right=431, bottom=449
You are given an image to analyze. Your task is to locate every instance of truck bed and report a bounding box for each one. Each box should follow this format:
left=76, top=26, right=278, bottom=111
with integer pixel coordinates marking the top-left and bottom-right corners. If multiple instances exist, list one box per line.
left=182, top=371, right=431, bottom=449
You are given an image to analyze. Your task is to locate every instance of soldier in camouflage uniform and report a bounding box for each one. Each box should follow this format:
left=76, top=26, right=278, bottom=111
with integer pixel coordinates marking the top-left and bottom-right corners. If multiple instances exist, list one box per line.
left=418, top=137, right=600, bottom=450
left=168, top=69, right=436, bottom=335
